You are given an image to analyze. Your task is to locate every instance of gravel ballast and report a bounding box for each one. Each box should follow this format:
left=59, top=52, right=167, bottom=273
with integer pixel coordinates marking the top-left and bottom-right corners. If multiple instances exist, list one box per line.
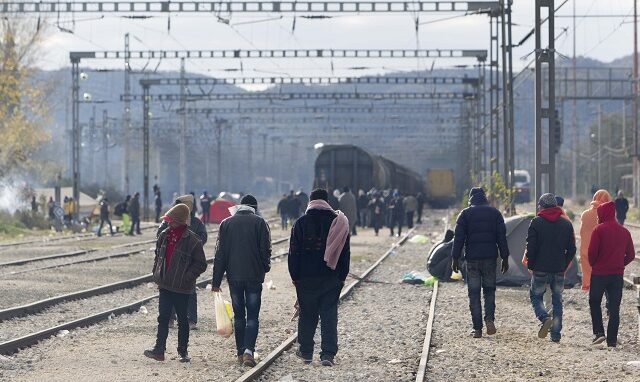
left=1, top=225, right=403, bottom=381
left=255, top=223, right=443, bottom=382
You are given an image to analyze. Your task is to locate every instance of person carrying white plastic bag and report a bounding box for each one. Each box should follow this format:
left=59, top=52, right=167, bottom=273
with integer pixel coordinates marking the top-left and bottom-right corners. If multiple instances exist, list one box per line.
left=211, top=195, right=272, bottom=367
left=214, top=291, right=233, bottom=337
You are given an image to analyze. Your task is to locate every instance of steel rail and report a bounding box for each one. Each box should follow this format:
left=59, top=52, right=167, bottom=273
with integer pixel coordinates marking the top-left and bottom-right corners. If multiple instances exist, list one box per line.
left=234, top=228, right=416, bottom=382
left=0, top=245, right=291, bottom=355
left=415, top=280, right=438, bottom=382
left=0, top=236, right=289, bottom=322
left=0, top=217, right=278, bottom=268
left=0, top=248, right=149, bottom=278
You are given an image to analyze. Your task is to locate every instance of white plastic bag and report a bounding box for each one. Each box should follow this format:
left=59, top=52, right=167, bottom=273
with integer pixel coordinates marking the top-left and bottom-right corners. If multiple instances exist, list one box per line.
left=215, top=291, right=233, bottom=338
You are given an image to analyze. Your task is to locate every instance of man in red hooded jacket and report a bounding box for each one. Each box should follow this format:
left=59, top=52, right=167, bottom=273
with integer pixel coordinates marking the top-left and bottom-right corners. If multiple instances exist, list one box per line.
left=587, top=201, right=635, bottom=347
left=525, top=193, right=576, bottom=343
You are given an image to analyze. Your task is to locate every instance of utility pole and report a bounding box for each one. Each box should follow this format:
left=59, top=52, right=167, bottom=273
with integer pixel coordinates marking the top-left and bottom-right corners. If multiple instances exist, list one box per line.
left=123, top=33, right=131, bottom=195
left=215, top=119, right=223, bottom=192
left=598, top=104, right=602, bottom=188
left=90, top=106, right=96, bottom=184
left=634, top=0, right=639, bottom=207
left=179, top=58, right=187, bottom=195
left=142, top=83, right=150, bottom=221
left=534, top=0, right=556, bottom=201
left=571, top=0, right=578, bottom=199
left=102, top=109, right=109, bottom=188
left=71, top=56, right=81, bottom=219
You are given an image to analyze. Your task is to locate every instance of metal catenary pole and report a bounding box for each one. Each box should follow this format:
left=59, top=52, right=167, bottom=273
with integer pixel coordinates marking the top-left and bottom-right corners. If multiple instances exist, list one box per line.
left=534, top=0, right=556, bottom=201
left=142, top=83, right=151, bottom=221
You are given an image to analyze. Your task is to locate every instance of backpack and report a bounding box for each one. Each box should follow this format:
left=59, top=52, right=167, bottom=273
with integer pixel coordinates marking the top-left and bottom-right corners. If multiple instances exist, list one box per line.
left=114, top=202, right=126, bottom=217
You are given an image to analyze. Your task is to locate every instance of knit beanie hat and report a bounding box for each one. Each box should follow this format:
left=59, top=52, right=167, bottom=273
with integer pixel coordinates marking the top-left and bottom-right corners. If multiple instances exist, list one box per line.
left=163, top=203, right=190, bottom=226
left=175, top=194, right=195, bottom=212
left=469, top=187, right=485, bottom=198
left=241, top=194, right=258, bottom=210
left=538, top=193, right=558, bottom=209
left=310, top=188, right=329, bottom=201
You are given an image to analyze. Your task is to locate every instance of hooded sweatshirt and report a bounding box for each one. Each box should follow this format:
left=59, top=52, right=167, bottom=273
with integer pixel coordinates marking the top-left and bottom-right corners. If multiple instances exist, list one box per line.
left=525, top=206, right=576, bottom=273
left=579, top=190, right=612, bottom=289
left=588, top=201, right=635, bottom=276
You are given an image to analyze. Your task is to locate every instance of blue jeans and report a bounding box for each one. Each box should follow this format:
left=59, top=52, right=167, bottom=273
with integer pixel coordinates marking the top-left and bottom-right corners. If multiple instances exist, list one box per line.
left=530, top=271, right=564, bottom=340
left=228, top=280, right=263, bottom=355
left=465, top=259, right=497, bottom=330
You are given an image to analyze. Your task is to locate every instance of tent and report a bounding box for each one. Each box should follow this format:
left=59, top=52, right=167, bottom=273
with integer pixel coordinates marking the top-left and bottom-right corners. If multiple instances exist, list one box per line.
left=500, top=214, right=581, bottom=287
left=206, top=198, right=236, bottom=224
left=426, top=214, right=581, bottom=287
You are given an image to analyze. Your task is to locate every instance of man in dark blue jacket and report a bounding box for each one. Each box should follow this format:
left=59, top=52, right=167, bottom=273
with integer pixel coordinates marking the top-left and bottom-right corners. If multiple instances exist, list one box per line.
left=451, top=187, right=510, bottom=338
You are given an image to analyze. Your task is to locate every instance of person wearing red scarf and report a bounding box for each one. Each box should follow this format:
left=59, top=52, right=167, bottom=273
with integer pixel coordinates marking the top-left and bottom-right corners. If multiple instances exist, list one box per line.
left=144, top=203, right=207, bottom=363
left=525, top=193, right=576, bottom=343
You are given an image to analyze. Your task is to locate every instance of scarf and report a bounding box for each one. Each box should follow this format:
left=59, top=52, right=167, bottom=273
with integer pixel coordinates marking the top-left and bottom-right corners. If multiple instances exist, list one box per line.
left=228, top=204, right=256, bottom=216
left=306, top=199, right=349, bottom=270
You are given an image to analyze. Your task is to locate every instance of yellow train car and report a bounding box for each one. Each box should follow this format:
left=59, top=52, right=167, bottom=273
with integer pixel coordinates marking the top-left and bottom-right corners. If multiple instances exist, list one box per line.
left=426, top=169, right=456, bottom=208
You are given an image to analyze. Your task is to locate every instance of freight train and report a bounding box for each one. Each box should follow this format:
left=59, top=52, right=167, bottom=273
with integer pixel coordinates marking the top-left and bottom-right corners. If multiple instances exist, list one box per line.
left=313, top=144, right=424, bottom=195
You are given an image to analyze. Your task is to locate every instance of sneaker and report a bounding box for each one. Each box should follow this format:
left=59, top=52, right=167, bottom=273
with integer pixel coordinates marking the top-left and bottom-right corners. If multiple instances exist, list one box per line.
left=178, top=350, right=190, bottom=363
left=242, top=353, right=256, bottom=367
left=189, top=321, right=197, bottom=330
left=592, top=335, right=606, bottom=346
left=471, top=329, right=482, bottom=338
left=551, top=337, right=560, bottom=343
left=237, top=355, right=244, bottom=365
left=143, top=348, right=165, bottom=361
left=295, top=350, right=312, bottom=365
left=485, top=320, right=497, bottom=335
left=320, top=355, right=335, bottom=366
left=538, top=317, right=553, bottom=339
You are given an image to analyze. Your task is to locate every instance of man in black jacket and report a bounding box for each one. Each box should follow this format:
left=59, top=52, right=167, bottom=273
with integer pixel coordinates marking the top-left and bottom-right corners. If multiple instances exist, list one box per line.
left=288, top=188, right=350, bottom=367
left=128, top=192, right=141, bottom=235
left=97, top=197, right=114, bottom=237
left=451, top=187, right=509, bottom=338
left=211, top=195, right=271, bottom=367
left=525, top=193, right=576, bottom=342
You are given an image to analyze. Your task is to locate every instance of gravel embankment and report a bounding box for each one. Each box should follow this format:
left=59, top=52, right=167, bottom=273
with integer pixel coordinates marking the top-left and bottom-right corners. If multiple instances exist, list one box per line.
left=1, top=225, right=411, bottom=382
left=256, top=224, right=442, bottom=382
left=427, top=282, right=640, bottom=381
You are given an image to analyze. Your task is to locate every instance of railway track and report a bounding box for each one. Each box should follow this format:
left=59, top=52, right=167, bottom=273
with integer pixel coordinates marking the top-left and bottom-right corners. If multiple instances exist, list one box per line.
left=0, top=217, right=279, bottom=276
left=0, top=236, right=290, bottom=355
left=233, top=228, right=417, bottom=382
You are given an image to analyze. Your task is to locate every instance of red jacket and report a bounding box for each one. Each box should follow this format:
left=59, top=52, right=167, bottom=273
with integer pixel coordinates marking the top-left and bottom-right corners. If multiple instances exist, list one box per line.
left=588, top=201, right=635, bottom=276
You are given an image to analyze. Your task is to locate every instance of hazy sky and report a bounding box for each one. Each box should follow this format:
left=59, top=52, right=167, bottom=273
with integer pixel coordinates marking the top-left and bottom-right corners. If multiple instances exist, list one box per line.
left=29, top=0, right=638, bottom=78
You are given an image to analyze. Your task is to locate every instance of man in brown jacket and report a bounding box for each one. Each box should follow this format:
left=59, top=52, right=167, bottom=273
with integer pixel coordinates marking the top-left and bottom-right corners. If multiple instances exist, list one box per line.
left=144, top=204, right=207, bottom=363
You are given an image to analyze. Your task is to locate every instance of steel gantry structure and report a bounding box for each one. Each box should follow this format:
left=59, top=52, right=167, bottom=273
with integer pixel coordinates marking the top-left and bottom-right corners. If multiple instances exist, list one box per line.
left=2, top=1, right=499, bottom=13
left=70, top=49, right=485, bottom=219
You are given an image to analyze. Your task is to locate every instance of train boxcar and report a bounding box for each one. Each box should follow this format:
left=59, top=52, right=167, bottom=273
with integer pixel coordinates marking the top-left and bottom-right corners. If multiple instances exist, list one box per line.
left=425, top=168, right=456, bottom=208
left=313, top=144, right=424, bottom=195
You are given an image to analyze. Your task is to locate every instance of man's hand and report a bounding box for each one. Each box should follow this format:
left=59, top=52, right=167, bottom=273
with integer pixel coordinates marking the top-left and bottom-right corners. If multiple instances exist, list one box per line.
left=212, top=286, right=221, bottom=292
left=452, top=257, right=460, bottom=273
left=501, top=258, right=510, bottom=274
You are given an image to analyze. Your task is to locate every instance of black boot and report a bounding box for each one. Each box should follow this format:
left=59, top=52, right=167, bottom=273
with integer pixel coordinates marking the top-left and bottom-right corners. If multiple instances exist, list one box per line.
left=143, top=348, right=165, bottom=361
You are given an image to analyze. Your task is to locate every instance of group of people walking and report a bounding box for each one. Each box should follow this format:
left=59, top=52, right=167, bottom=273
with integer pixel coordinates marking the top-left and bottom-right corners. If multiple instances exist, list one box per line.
left=453, top=187, right=635, bottom=348
left=145, top=188, right=350, bottom=367
left=96, top=192, right=141, bottom=236
left=279, top=188, right=426, bottom=239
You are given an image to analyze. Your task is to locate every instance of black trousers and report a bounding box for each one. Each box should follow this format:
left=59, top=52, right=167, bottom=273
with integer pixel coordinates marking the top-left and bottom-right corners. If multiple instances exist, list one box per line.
left=589, top=274, right=623, bottom=346
left=155, top=288, right=190, bottom=353
left=406, top=211, right=414, bottom=229
left=296, top=277, right=343, bottom=358
left=97, top=218, right=113, bottom=236
left=129, top=215, right=141, bottom=234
